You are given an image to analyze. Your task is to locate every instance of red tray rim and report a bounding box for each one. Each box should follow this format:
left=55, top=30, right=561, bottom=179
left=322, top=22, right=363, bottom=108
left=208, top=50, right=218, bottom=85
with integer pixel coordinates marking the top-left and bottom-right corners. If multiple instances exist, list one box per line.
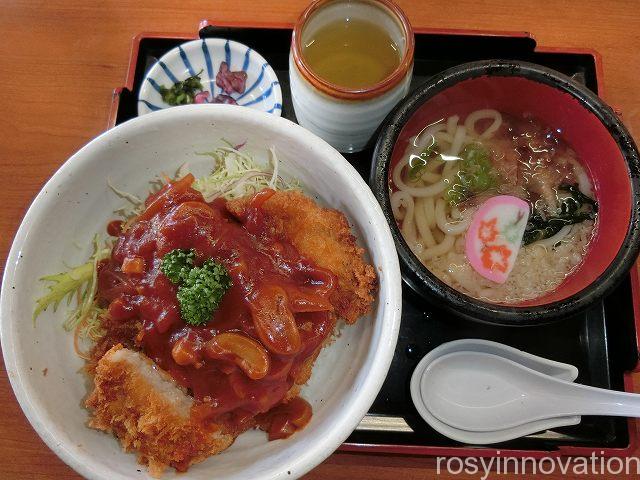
left=107, top=19, right=640, bottom=459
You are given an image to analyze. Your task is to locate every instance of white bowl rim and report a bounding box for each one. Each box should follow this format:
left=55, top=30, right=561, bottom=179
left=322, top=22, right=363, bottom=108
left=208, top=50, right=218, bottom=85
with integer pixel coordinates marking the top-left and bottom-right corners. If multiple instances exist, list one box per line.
left=0, top=104, right=402, bottom=480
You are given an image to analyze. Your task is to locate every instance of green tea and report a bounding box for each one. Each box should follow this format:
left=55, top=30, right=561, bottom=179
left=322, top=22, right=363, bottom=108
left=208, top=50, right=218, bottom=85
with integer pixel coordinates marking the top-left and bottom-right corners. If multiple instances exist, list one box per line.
left=302, top=18, right=401, bottom=89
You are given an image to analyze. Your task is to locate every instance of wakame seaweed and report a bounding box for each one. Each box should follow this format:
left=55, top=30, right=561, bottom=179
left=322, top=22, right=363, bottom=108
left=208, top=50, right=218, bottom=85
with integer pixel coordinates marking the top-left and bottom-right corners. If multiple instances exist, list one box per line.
left=522, top=183, right=598, bottom=245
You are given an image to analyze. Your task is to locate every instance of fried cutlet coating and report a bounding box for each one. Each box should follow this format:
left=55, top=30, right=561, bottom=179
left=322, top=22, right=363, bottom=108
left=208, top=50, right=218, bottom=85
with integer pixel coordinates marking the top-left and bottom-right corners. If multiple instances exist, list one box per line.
left=85, top=345, right=234, bottom=477
left=227, top=190, right=377, bottom=323
left=85, top=190, right=376, bottom=476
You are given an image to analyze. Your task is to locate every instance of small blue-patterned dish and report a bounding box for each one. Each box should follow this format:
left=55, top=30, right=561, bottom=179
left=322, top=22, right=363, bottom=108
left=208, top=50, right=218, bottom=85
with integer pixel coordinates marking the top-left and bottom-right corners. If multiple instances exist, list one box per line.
left=138, top=38, right=282, bottom=116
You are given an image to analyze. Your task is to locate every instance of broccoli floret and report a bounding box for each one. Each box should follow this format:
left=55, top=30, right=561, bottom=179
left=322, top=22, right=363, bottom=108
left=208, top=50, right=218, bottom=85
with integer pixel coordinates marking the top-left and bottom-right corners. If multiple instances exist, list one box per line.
left=176, top=259, right=232, bottom=326
left=160, top=249, right=195, bottom=284
left=160, top=250, right=231, bottom=326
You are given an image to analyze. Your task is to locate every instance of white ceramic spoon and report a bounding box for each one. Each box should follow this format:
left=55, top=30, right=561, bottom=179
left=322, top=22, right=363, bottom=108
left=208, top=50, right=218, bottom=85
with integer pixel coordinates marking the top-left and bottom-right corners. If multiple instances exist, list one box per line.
left=421, top=351, right=640, bottom=433
left=410, top=340, right=581, bottom=444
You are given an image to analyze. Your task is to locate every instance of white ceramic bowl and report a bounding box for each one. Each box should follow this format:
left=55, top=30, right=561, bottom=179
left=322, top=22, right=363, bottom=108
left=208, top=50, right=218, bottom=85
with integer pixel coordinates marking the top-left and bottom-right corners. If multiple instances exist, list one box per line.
left=1, top=105, right=401, bottom=480
left=138, top=39, right=282, bottom=116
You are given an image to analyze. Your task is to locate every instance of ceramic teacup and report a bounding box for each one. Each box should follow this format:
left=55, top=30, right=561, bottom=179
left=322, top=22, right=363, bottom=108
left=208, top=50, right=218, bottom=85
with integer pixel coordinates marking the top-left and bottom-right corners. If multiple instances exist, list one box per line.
left=290, top=0, right=414, bottom=153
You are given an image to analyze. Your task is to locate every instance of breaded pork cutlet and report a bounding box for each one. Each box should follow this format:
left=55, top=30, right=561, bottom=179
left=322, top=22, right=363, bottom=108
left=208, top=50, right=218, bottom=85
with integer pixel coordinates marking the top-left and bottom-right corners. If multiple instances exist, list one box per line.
left=86, top=345, right=234, bottom=477
left=86, top=189, right=377, bottom=476
left=226, top=190, right=377, bottom=323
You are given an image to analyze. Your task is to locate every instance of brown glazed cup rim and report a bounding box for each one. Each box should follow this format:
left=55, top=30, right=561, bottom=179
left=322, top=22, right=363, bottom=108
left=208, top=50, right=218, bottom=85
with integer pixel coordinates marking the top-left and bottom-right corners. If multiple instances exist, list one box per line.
left=291, top=0, right=415, bottom=100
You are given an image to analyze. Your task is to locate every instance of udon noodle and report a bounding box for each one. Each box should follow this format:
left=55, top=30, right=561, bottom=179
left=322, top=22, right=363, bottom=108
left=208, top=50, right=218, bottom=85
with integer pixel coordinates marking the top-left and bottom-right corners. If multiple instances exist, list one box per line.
left=391, top=109, right=597, bottom=304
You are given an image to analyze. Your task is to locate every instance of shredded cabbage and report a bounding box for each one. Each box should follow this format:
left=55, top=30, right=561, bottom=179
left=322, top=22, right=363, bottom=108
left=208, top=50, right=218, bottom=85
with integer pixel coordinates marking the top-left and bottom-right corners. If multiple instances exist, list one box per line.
left=33, top=235, right=109, bottom=347
left=191, top=145, right=297, bottom=201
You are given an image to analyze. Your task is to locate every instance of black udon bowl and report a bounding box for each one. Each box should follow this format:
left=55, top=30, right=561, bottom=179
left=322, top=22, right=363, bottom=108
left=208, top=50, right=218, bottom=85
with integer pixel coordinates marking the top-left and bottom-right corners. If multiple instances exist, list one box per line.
left=371, top=60, right=640, bottom=326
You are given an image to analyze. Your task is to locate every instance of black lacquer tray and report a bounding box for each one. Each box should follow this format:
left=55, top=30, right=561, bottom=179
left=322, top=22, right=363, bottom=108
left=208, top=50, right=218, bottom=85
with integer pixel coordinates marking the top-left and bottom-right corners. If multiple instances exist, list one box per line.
left=109, top=21, right=640, bottom=457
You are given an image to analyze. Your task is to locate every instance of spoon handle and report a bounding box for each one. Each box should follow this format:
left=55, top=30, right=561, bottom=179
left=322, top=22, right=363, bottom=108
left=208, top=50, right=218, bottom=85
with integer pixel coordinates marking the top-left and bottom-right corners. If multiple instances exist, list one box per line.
left=548, top=380, right=640, bottom=418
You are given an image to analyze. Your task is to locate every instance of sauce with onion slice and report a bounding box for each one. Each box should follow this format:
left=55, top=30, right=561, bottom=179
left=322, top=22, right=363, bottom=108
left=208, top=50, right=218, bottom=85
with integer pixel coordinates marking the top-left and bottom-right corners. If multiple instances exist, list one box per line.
left=97, top=178, right=335, bottom=438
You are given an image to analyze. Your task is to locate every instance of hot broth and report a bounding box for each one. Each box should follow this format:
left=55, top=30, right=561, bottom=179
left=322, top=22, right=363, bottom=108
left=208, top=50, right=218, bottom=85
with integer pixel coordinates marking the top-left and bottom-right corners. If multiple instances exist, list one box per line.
left=391, top=110, right=598, bottom=304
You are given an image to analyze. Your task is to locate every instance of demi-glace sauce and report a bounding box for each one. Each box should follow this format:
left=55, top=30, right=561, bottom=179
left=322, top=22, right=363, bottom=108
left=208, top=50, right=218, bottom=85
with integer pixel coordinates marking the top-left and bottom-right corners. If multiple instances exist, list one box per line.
left=97, top=177, right=337, bottom=437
